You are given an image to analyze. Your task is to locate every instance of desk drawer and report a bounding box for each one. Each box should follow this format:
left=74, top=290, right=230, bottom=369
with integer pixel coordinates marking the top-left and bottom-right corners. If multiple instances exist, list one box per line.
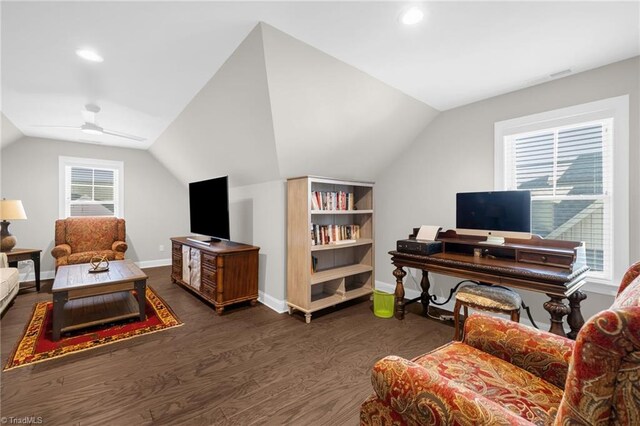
left=517, top=251, right=573, bottom=268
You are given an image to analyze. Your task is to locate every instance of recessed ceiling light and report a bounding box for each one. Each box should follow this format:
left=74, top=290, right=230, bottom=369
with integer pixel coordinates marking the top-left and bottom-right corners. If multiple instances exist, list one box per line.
left=401, top=7, right=424, bottom=25
left=75, top=49, right=104, bottom=63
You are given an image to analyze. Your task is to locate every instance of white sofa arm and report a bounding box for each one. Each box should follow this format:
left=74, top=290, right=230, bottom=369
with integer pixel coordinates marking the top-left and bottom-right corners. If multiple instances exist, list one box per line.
left=0, top=252, right=7, bottom=268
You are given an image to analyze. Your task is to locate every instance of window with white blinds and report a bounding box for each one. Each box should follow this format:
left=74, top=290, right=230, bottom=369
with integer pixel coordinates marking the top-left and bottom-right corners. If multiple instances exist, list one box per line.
left=495, top=95, right=629, bottom=287
left=504, top=120, right=612, bottom=276
left=59, top=157, right=124, bottom=219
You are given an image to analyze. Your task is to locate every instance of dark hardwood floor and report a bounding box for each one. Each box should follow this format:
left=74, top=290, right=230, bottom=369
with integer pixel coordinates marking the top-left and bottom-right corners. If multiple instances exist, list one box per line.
left=1, top=266, right=453, bottom=425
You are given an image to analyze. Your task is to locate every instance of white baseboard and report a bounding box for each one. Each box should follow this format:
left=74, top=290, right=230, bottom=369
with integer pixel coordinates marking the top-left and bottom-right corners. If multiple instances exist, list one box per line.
left=258, top=291, right=288, bottom=313
left=136, top=258, right=172, bottom=269
left=375, top=280, right=551, bottom=331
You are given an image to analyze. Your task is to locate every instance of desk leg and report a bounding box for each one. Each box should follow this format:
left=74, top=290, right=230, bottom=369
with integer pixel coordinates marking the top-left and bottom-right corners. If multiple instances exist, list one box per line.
left=420, top=271, right=431, bottom=316
left=32, top=253, right=41, bottom=292
left=567, top=290, right=587, bottom=340
left=543, top=295, right=571, bottom=337
left=393, top=267, right=407, bottom=320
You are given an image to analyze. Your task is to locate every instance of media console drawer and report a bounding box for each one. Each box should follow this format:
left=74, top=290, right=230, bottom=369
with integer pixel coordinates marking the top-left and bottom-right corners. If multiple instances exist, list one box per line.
left=202, top=253, right=217, bottom=269
left=517, top=250, right=573, bottom=268
left=200, top=282, right=216, bottom=300
left=202, top=268, right=217, bottom=287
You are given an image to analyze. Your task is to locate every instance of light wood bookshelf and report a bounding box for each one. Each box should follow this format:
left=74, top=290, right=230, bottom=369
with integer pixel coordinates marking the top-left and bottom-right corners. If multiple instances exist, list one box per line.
left=287, top=176, right=374, bottom=323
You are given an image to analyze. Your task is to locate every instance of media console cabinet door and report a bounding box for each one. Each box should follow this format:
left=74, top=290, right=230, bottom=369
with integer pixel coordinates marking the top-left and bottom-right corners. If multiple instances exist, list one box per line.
left=182, top=245, right=190, bottom=284
left=189, top=248, right=201, bottom=289
left=181, top=246, right=202, bottom=290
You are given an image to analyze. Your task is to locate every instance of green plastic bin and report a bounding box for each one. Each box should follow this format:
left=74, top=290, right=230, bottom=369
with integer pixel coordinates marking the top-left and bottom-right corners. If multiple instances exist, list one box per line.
left=373, top=289, right=394, bottom=318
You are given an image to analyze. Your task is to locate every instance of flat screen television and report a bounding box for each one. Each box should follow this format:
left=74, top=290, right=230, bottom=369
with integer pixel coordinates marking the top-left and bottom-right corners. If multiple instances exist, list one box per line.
left=189, top=176, right=230, bottom=243
left=456, top=190, right=531, bottom=244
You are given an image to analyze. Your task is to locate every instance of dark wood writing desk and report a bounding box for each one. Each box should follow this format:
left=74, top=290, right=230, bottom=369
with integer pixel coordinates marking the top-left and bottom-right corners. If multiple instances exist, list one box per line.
left=390, top=230, right=589, bottom=338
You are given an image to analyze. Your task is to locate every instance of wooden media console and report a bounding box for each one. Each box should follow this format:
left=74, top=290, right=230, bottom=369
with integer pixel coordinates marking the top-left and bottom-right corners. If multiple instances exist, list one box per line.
left=171, top=237, right=259, bottom=314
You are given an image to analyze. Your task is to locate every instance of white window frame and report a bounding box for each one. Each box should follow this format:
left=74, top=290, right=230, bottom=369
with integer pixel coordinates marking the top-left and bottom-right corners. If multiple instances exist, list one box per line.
left=59, top=156, right=124, bottom=219
left=494, top=95, right=629, bottom=294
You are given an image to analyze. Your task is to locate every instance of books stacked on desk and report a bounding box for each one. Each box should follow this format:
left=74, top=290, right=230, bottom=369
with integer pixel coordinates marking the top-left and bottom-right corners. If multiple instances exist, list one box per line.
left=310, top=191, right=355, bottom=211
left=311, top=224, right=360, bottom=246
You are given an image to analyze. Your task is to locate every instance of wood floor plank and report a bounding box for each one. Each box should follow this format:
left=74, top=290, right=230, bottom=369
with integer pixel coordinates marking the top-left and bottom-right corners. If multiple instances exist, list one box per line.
left=1, top=265, right=453, bottom=425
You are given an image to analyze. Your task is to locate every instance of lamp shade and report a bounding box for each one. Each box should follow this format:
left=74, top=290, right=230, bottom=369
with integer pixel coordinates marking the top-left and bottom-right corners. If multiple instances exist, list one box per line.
left=0, top=199, right=27, bottom=220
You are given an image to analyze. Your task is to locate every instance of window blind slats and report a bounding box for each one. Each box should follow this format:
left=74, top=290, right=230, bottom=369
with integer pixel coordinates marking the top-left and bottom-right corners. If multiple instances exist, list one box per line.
left=66, top=166, right=118, bottom=217
left=70, top=185, right=92, bottom=201
left=70, top=204, right=115, bottom=216
left=505, top=120, right=612, bottom=274
left=70, top=167, right=92, bottom=185
left=94, top=169, right=114, bottom=185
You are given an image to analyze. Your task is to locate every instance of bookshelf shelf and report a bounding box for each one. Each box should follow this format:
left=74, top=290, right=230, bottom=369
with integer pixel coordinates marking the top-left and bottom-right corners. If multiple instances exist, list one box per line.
left=343, top=286, right=372, bottom=300
left=287, top=176, right=374, bottom=323
left=307, top=284, right=373, bottom=311
left=310, top=264, right=373, bottom=285
left=311, top=210, right=374, bottom=215
left=310, top=238, right=373, bottom=252
left=309, top=293, right=343, bottom=311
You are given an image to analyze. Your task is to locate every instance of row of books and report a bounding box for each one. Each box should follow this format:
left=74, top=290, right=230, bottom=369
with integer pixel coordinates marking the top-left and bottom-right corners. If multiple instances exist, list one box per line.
left=311, top=224, right=361, bottom=246
left=310, top=191, right=355, bottom=211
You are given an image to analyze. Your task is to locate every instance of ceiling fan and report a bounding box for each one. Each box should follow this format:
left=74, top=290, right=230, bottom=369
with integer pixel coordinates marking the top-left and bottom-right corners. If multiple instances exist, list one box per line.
left=33, top=104, right=146, bottom=142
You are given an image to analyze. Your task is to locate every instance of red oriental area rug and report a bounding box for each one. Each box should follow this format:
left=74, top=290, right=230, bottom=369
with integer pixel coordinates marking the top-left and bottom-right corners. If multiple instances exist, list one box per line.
left=4, top=286, right=182, bottom=371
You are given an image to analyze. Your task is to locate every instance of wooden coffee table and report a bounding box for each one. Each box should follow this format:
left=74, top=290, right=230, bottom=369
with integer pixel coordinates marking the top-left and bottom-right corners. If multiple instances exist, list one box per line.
left=51, top=260, right=148, bottom=341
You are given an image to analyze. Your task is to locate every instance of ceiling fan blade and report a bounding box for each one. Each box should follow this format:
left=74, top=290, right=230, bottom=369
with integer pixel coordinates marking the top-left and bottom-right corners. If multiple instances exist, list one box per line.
left=31, top=125, right=82, bottom=130
left=101, top=128, right=146, bottom=142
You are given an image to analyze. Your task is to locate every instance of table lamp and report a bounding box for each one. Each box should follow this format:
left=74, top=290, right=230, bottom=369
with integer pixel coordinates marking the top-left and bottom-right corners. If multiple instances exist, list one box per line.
left=0, top=199, right=27, bottom=252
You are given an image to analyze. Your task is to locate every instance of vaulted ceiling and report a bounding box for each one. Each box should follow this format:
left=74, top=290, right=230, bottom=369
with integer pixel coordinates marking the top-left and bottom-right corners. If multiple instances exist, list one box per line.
left=0, top=1, right=640, bottom=186
left=2, top=2, right=638, bottom=152
left=150, top=23, right=439, bottom=186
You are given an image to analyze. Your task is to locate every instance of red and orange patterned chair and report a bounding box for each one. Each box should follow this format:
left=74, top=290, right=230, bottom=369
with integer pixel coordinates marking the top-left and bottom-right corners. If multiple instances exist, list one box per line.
left=51, top=217, right=127, bottom=271
left=361, top=261, right=640, bottom=425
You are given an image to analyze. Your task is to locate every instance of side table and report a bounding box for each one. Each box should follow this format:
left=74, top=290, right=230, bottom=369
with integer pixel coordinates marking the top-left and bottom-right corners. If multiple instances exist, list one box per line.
left=6, top=248, right=41, bottom=292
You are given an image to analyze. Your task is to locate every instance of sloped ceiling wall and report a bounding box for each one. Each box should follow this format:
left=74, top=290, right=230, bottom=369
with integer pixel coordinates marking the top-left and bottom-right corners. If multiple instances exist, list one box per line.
left=1, top=113, right=23, bottom=148
left=149, top=25, right=280, bottom=187
left=0, top=114, right=23, bottom=195
left=261, top=23, right=439, bottom=181
left=150, top=22, right=440, bottom=186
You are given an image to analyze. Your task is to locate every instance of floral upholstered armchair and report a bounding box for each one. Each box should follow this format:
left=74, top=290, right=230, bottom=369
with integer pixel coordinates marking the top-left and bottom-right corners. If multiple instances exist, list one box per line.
left=51, top=217, right=127, bottom=271
left=361, top=261, right=640, bottom=425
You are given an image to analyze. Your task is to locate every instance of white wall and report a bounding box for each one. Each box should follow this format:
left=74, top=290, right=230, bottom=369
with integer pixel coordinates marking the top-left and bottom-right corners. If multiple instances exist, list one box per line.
left=261, top=23, right=440, bottom=181
left=375, top=57, right=639, bottom=329
left=150, top=24, right=280, bottom=189
left=147, top=22, right=443, bottom=311
left=1, top=137, right=189, bottom=277
left=1, top=114, right=24, bottom=196
left=229, top=179, right=287, bottom=312
left=1, top=113, right=23, bottom=149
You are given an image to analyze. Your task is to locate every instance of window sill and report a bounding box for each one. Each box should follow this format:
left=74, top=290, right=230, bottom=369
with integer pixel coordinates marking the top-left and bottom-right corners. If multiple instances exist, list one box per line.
left=581, top=277, right=618, bottom=296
